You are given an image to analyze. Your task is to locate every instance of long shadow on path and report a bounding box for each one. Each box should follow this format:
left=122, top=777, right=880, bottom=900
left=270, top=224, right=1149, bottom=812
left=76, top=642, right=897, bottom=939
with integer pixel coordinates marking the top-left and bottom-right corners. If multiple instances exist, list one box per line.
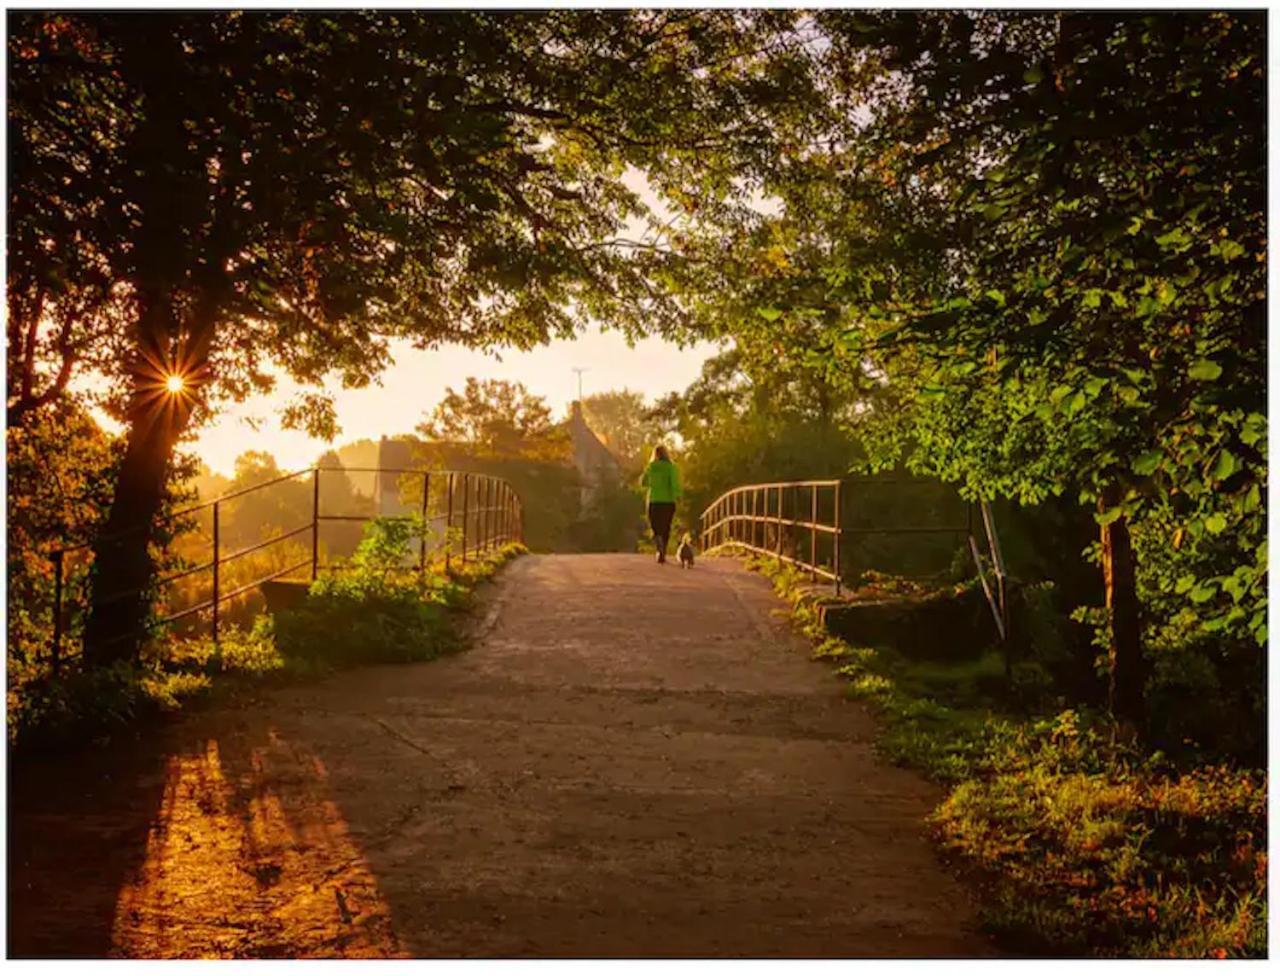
left=8, top=554, right=994, bottom=958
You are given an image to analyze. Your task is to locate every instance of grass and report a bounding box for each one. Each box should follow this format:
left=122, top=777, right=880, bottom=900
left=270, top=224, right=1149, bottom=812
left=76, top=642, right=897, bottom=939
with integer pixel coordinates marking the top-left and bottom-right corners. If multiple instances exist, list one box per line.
left=747, top=554, right=1267, bottom=959
left=9, top=540, right=525, bottom=752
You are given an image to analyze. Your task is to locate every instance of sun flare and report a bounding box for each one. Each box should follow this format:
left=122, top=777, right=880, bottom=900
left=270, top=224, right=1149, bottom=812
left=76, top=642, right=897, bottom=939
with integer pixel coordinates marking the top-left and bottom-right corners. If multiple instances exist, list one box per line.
left=165, top=374, right=186, bottom=394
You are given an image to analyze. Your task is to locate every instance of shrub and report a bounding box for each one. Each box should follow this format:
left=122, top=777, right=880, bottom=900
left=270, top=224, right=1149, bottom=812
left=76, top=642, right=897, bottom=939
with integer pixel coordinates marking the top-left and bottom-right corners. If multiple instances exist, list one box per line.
left=271, top=523, right=522, bottom=672
left=273, top=584, right=456, bottom=671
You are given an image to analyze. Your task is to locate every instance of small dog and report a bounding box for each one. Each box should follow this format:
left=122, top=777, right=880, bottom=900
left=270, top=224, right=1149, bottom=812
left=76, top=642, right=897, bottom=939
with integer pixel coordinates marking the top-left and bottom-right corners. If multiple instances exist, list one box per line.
left=676, top=532, right=696, bottom=569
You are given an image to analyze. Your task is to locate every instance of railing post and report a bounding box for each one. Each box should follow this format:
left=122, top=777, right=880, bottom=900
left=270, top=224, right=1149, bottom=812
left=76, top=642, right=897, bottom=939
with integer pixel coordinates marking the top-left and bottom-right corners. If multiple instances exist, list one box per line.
left=810, top=485, right=818, bottom=582
left=419, top=472, right=430, bottom=576
left=751, top=488, right=758, bottom=550
left=483, top=478, right=491, bottom=552
left=311, top=468, right=320, bottom=581
left=833, top=481, right=842, bottom=597
left=444, top=473, right=454, bottom=574
left=212, top=501, right=220, bottom=643
left=776, top=486, right=783, bottom=567
left=461, top=473, right=470, bottom=564
left=51, top=549, right=64, bottom=672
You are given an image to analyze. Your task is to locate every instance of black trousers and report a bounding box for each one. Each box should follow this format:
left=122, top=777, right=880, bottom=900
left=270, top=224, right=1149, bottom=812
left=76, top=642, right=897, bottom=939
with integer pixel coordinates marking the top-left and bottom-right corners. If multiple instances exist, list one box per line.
left=648, top=502, right=676, bottom=555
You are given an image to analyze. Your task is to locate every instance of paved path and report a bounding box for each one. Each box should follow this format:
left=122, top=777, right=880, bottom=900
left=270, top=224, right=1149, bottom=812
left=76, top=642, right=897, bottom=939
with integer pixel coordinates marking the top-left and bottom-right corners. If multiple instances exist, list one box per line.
left=9, top=554, right=991, bottom=958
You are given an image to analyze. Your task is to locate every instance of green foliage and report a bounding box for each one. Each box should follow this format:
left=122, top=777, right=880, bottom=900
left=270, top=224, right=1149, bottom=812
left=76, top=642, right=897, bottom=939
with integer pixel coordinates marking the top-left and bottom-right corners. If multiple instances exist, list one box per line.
left=273, top=583, right=455, bottom=673
left=272, top=520, right=522, bottom=671
left=419, top=378, right=566, bottom=461
left=213, top=615, right=285, bottom=676
left=11, top=10, right=818, bottom=423
left=580, top=389, right=665, bottom=473
left=6, top=402, right=120, bottom=664
left=654, top=349, right=863, bottom=528
left=663, top=12, right=1265, bottom=729
left=569, top=469, right=646, bottom=552
left=412, top=440, right=581, bottom=553
left=219, top=452, right=314, bottom=548
left=8, top=661, right=145, bottom=749
left=936, top=748, right=1266, bottom=958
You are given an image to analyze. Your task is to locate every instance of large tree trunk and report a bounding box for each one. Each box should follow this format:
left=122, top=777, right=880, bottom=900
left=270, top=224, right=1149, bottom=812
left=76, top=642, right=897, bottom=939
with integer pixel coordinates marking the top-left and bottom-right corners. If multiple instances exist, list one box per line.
left=81, top=20, right=223, bottom=666
left=82, top=299, right=197, bottom=665
left=1099, top=484, right=1144, bottom=723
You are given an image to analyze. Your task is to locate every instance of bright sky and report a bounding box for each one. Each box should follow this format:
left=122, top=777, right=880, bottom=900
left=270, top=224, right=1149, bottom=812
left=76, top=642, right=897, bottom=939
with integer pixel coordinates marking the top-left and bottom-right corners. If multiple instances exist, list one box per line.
left=74, top=167, right=722, bottom=476
left=184, top=166, right=722, bottom=476
left=189, top=331, right=720, bottom=477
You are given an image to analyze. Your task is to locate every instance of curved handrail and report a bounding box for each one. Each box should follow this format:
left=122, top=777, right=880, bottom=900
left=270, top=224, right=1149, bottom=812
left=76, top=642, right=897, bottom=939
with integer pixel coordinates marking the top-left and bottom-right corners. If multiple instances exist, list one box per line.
left=699, top=476, right=1007, bottom=651
left=699, top=479, right=845, bottom=594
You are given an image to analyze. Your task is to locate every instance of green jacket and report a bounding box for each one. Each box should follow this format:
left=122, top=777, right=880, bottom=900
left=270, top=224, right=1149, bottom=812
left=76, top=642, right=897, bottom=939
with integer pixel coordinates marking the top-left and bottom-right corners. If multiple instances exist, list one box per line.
left=640, top=458, right=682, bottom=504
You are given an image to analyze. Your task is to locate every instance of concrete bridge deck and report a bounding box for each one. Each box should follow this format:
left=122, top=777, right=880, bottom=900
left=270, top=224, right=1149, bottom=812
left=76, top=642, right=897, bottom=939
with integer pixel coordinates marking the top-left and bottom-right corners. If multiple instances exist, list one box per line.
left=10, top=553, right=991, bottom=958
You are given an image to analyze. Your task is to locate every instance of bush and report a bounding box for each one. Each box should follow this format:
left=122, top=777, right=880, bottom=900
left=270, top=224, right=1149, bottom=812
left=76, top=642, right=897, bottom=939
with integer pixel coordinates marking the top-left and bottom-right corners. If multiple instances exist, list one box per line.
left=274, top=584, right=456, bottom=671
left=264, top=522, right=522, bottom=672
left=8, top=661, right=146, bottom=748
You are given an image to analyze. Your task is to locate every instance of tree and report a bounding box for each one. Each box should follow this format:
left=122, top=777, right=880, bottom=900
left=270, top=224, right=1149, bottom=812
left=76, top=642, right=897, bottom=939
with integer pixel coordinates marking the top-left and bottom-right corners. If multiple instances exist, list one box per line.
left=190, top=463, right=231, bottom=503
left=419, top=378, right=566, bottom=460
left=313, top=450, right=369, bottom=562
left=9, top=10, right=820, bottom=661
left=653, top=349, right=861, bottom=530
left=579, top=390, right=657, bottom=472
left=683, top=10, right=1266, bottom=721
left=220, top=451, right=313, bottom=549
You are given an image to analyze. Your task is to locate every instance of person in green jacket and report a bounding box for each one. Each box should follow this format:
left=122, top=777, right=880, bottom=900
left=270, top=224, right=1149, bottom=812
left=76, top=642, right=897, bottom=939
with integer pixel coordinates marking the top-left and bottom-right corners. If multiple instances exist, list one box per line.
left=640, top=444, right=682, bottom=563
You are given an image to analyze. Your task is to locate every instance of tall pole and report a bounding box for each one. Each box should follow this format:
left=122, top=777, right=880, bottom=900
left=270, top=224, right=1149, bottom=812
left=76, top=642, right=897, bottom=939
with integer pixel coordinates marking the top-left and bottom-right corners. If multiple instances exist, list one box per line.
left=572, top=367, right=588, bottom=401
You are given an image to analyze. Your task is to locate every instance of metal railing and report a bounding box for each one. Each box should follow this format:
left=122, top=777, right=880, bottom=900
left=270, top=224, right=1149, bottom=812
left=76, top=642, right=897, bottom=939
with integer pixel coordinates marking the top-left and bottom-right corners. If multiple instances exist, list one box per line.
left=47, top=467, right=523, bottom=666
left=699, top=477, right=1008, bottom=638
left=701, top=479, right=846, bottom=592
